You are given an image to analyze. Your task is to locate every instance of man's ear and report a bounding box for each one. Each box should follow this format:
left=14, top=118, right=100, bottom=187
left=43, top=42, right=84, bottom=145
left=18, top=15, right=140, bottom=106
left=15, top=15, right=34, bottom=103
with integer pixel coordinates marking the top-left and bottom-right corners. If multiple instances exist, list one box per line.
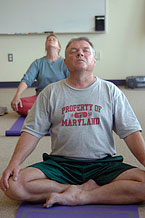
left=94, top=57, right=97, bottom=64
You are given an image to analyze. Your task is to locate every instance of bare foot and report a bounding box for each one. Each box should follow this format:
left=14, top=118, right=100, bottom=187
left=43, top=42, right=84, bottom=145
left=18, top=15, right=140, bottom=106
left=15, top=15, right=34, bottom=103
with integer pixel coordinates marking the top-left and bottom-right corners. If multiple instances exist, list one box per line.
left=44, top=185, right=88, bottom=208
left=79, top=179, right=100, bottom=191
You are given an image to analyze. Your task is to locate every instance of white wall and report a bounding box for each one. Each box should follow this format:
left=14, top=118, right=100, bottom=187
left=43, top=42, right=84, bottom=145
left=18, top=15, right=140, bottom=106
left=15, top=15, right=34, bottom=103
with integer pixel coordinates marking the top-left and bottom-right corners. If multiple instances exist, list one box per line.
left=1, top=0, right=145, bottom=82
left=0, top=0, right=106, bottom=34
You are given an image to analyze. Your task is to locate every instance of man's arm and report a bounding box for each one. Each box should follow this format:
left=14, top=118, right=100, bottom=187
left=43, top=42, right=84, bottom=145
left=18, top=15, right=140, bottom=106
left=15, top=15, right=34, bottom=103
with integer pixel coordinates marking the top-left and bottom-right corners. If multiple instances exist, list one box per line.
left=124, top=131, right=145, bottom=167
left=0, top=132, right=40, bottom=191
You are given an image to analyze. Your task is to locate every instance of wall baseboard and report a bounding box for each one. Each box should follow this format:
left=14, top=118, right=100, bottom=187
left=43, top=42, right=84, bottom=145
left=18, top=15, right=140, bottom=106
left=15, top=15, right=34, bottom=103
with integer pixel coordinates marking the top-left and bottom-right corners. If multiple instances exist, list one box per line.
left=0, top=80, right=126, bottom=88
left=107, top=80, right=126, bottom=86
left=0, top=81, right=37, bottom=88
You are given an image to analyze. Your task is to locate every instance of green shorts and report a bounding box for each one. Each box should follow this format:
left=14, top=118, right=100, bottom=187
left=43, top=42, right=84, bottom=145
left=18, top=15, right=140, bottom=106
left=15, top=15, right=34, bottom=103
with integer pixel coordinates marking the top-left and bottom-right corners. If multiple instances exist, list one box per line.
left=30, top=153, right=136, bottom=186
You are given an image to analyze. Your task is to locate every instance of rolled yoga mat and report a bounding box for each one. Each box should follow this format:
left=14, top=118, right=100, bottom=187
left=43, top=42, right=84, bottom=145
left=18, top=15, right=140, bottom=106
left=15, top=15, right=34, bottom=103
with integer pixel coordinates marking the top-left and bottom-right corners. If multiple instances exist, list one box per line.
left=15, top=202, right=139, bottom=218
left=5, top=116, right=50, bottom=136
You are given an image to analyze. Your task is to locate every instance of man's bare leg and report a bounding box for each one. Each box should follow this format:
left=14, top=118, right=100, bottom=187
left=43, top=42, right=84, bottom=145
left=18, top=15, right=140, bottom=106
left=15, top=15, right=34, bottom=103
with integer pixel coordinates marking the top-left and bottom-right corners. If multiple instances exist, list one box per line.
left=44, top=168, right=145, bottom=207
left=5, top=167, right=71, bottom=202
left=5, top=167, right=99, bottom=202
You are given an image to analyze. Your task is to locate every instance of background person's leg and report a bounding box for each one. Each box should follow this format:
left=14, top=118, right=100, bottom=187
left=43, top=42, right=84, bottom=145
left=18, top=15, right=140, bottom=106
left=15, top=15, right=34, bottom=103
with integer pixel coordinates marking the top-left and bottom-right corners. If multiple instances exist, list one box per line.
left=17, top=95, right=37, bottom=116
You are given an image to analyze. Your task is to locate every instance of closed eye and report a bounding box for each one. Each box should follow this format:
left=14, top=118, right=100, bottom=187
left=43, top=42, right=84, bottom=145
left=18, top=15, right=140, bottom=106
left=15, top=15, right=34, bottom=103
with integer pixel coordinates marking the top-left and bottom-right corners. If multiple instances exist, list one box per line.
left=70, top=48, right=78, bottom=53
left=83, top=48, right=91, bottom=53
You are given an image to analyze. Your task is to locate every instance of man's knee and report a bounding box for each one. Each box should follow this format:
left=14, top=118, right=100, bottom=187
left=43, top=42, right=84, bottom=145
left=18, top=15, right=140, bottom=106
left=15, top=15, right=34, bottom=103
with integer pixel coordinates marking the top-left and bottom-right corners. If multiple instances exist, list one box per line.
left=5, top=176, right=26, bottom=201
left=137, top=182, right=145, bottom=202
left=113, top=168, right=145, bottom=183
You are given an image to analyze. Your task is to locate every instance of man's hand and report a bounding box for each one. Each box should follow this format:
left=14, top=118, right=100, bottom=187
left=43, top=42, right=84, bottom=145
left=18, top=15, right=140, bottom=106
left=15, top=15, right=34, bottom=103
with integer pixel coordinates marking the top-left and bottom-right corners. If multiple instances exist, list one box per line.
left=0, top=164, right=20, bottom=192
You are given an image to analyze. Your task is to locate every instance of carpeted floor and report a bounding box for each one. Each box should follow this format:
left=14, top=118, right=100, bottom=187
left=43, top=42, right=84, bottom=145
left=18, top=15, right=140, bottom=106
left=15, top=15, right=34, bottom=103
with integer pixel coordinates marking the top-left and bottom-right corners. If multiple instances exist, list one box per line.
left=0, top=87, right=145, bottom=218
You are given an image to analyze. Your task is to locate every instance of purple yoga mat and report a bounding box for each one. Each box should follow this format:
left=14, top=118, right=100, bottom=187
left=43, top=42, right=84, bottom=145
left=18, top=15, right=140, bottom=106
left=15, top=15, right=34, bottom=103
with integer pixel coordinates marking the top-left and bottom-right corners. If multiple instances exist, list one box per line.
left=5, top=116, right=50, bottom=136
left=16, top=202, right=139, bottom=218
left=5, top=116, right=25, bottom=136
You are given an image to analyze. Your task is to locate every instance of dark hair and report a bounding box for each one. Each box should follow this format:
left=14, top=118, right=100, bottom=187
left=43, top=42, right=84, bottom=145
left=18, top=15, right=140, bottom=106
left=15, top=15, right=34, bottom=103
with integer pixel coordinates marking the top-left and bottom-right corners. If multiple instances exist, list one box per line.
left=65, top=37, right=95, bottom=56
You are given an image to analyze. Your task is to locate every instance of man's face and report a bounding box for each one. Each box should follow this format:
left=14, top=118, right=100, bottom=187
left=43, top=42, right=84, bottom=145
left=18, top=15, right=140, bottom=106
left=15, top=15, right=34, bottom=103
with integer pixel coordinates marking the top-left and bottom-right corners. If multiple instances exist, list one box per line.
left=45, top=35, right=60, bottom=51
left=64, top=40, right=96, bottom=74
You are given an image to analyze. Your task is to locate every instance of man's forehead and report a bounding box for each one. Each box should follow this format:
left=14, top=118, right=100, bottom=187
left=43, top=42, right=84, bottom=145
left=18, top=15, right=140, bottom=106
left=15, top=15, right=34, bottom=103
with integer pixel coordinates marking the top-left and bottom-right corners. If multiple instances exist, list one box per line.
left=69, top=40, right=91, bottom=48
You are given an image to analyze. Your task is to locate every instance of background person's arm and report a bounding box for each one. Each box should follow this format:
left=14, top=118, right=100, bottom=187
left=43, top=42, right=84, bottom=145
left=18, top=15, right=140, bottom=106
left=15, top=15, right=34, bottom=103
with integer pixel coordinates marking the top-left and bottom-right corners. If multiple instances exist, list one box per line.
left=11, top=81, right=28, bottom=111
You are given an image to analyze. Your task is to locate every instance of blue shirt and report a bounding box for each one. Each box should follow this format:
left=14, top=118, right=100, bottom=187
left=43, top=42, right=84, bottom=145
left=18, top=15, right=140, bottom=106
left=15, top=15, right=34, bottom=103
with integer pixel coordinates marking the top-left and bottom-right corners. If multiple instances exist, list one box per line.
left=21, top=56, right=70, bottom=95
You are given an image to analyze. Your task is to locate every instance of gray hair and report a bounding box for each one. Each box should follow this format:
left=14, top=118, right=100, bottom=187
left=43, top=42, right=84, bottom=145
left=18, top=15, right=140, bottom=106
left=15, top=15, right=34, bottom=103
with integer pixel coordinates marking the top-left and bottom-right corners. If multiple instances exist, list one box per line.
left=65, top=37, right=96, bottom=57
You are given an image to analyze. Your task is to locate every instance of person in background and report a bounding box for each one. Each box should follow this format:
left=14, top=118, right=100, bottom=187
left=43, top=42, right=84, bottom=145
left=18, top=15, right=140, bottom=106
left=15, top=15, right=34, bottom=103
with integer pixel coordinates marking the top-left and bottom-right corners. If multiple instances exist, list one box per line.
left=1, top=37, right=145, bottom=207
left=11, top=33, right=69, bottom=116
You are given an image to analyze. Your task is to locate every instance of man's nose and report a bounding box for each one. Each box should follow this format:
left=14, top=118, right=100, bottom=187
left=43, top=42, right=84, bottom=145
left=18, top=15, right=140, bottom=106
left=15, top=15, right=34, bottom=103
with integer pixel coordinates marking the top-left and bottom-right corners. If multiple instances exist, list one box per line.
left=77, top=50, right=84, bottom=57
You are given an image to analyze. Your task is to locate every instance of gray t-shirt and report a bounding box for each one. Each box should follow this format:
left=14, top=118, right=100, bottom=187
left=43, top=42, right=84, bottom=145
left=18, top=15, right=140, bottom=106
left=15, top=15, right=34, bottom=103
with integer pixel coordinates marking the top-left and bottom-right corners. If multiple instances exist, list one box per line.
left=22, top=77, right=142, bottom=159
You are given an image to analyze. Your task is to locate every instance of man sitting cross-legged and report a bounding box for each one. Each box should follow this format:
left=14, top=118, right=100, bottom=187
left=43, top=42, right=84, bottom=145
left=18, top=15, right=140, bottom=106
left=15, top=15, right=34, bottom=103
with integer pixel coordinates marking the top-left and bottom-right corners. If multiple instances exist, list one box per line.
left=0, top=37, right=145, bottom=207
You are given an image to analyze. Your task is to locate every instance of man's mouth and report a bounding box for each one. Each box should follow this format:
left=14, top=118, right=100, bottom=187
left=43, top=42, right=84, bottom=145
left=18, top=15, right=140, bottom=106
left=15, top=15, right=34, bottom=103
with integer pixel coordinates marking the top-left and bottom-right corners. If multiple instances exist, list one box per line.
left=77, top=59, right=86, bottom=63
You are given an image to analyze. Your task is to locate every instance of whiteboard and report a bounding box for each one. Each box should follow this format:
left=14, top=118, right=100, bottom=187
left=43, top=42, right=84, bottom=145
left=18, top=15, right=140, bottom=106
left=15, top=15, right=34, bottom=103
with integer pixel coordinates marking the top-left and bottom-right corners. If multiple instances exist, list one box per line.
left=0, top=0, right=106, bottom=34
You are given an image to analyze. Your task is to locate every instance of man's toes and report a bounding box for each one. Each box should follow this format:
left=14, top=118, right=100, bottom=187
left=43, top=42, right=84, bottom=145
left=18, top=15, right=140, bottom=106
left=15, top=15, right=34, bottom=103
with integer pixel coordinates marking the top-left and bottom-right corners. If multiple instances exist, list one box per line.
left=44, top=193, right=60, bottom=208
